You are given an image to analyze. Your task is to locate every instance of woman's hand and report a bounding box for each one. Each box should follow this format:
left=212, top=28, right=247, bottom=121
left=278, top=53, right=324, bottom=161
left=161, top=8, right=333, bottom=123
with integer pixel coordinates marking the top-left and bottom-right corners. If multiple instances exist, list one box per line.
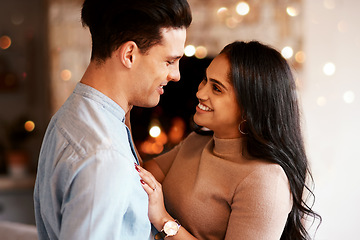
left=135, top=164, right=172, bottom=230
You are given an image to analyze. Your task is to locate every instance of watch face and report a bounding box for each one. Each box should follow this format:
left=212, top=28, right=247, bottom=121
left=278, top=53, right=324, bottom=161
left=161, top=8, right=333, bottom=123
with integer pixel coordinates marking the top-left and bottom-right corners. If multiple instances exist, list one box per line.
left=164, top=221, right=179, bottom=236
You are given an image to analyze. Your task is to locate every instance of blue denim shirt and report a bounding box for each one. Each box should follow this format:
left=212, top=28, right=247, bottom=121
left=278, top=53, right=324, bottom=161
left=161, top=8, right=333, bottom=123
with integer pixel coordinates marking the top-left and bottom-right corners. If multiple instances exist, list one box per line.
left=34, top=83, right=152, bottom=240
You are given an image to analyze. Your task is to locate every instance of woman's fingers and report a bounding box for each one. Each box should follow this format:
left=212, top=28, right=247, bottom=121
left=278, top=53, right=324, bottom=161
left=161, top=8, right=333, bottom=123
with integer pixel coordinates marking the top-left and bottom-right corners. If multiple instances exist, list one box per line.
left=135, top=163, right=159, bottom=192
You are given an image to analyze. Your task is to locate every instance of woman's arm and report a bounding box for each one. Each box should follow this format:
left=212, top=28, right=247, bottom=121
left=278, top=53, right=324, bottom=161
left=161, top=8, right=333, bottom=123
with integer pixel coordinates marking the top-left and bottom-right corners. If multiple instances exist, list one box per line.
left=136, top=165, right=198, bottom=240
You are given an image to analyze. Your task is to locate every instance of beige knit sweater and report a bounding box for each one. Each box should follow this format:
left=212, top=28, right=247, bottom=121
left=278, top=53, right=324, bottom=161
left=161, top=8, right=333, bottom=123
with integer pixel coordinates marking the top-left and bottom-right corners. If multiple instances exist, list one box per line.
left=155, top=132, right=292, bottom=240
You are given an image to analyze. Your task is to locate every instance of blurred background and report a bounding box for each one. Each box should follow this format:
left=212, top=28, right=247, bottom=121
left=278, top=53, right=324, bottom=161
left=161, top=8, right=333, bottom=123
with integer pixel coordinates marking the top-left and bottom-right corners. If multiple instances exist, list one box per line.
left=0, top=0, right=359, bottom=239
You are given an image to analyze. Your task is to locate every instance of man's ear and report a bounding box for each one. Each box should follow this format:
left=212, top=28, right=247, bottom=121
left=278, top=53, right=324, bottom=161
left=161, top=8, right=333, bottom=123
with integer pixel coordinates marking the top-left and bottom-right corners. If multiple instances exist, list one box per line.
left=118, top=41, right=138, bottom=68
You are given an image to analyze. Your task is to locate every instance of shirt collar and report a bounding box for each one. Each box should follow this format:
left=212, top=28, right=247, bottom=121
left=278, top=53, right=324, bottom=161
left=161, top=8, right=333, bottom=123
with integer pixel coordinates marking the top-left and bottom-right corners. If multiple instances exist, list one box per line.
left=74, top=82, right=126, bottom=122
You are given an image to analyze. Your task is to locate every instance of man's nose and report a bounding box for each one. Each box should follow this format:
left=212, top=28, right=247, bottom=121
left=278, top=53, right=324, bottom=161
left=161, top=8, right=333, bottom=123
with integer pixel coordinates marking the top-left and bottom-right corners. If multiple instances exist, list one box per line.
left=167, top=63, right=181, bottom=82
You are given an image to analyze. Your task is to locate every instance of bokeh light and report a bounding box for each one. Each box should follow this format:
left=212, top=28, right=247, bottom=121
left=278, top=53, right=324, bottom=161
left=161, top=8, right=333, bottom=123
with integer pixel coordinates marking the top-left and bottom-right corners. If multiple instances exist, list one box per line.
left=184, top=45, right=196, bottom=57
left=217, top=7, right=228, bottom=18
left=24, top=120, right=35, bottom=132
left=195, top=46, right=208, bottom=59
left=317, top=96, right=327, bottom=106
left=225, top=17, right=239, bottom=28
left=286, top=6, right=299, bottom=17
left=236, top=2, right=250, bottom=16
left=323, top=62, right=336, bottom=76
left=149, top=126, right=161, bottom=138
left=281, top=46, right=294, bottom=59
left=295, top=51, right=306, bottom=63
left=343, top=91, right=355, bottom=104
left=60, top=69, right=72, bottom=81
left=0, top=35, right=12, bottom=50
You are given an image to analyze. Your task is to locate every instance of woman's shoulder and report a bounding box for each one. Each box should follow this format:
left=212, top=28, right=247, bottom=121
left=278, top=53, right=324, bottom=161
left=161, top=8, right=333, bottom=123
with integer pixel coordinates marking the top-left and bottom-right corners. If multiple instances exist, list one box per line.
left=237, top=160, right=290, bottom=198
left=245, top=160, right=288, bottom=182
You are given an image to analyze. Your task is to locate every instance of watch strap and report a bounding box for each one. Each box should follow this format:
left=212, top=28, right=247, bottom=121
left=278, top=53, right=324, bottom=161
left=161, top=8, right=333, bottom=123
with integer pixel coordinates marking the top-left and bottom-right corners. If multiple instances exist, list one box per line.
left=154, top=231, right=167, bottom=240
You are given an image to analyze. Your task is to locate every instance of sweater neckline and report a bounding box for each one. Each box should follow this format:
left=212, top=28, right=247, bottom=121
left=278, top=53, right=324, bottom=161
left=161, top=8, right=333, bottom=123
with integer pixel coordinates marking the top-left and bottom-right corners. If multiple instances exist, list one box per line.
left=212, top=135, right=244, bottom=157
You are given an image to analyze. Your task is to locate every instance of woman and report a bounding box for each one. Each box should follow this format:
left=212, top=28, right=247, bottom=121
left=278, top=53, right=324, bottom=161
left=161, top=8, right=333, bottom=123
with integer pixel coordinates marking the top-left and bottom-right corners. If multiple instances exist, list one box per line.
left=136, top=41, right=321, bottom=240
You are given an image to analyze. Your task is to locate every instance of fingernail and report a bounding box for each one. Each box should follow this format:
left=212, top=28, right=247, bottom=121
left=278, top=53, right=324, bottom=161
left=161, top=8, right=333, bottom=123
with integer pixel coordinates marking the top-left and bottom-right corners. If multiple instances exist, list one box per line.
left=135, top=163, right=140, bottom=172
left=140, top=179, right=145, bottom=185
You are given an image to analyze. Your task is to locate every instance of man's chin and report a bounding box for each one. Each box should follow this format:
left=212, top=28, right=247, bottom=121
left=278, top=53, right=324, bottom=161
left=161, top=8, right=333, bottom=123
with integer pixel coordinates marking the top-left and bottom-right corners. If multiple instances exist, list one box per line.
left=137, top=99, right=160, bottom=108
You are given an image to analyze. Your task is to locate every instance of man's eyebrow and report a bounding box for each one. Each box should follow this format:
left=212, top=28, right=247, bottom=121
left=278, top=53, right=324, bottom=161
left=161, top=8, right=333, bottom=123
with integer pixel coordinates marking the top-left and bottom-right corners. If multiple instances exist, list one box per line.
left=168, top=55, right=183, bottom=60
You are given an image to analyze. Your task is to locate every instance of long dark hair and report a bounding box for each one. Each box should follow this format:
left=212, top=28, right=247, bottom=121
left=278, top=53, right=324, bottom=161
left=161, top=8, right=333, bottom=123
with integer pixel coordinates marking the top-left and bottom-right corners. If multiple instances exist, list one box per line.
left=219, top=41, right=321, bottom=240
left=81, top=0, right=192, bottom=61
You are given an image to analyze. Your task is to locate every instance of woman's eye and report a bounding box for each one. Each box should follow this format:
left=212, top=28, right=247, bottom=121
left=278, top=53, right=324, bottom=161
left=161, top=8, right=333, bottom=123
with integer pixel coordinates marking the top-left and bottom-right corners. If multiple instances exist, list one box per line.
left=213, top=84, right=221, bottom=93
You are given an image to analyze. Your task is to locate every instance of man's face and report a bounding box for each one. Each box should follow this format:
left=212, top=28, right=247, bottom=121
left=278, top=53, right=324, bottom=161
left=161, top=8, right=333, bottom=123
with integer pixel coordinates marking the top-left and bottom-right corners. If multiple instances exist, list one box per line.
left=129, top=27, right=187, bottom=107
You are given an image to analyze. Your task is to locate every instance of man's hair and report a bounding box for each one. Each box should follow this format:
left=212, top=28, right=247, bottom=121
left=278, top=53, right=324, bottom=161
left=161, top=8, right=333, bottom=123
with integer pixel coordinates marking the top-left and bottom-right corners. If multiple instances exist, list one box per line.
left=81, top=0, right=192, bottom=62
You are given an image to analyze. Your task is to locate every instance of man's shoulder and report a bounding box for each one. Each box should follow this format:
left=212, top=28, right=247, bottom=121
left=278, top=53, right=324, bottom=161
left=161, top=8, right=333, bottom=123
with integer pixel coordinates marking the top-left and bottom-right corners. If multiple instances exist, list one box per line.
left=48, top=94, right=128, bottom=155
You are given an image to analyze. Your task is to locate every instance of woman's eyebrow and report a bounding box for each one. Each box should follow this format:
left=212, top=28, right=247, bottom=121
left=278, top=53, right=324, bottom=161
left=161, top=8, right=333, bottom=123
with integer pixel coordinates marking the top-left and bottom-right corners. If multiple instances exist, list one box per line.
left=209, top=78, right=228, bottom=91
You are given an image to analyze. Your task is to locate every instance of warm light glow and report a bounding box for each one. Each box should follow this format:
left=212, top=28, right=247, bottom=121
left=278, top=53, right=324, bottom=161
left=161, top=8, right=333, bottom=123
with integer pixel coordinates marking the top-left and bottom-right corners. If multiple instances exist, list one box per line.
left=184, top=45, right=196, bottom=57
left=151, top=142, right=164, bottom=154
left=11, top=13, right=24, bottom=25
left=236, top=2, right=250, bottom=16
left=217, top=7, right=228, bottom=17
left=169, top=117, right=186, bottom=144
left=24, top=120, right=35, bottom=132
left=295, top=51, right=306, bottom=63
left=0, top=35, right=11, bottom=50
left=60, top=69, right=72, bottom=81
left=149, top=126, right=161, bottom=138
left=323, top=62, right=336, bottom=76
left=323, top=0, right=336, bottom=9
left=225, top=17, right=239, bottom=28
left=343, top=91, right=355, bottom=104
left=286, top=6, right=299, bottom=17
left=281, top=46, right=293, bottom=59
left=317, top=96, right=327, bottom=106
left=195, top=46, right=208, bottom=59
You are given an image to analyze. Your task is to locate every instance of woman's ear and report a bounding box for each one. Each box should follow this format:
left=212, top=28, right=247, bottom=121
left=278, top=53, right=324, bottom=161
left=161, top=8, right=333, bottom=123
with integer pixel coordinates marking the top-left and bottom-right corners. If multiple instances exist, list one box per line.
left=118, top=41, right=138, bottom=68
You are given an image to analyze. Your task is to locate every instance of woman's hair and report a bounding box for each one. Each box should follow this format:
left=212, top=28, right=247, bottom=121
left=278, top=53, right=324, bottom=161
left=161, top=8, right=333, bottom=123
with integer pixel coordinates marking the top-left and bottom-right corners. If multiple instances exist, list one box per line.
left=81, top=0, right=192, bottom=62
left=219, top=41, right=321, bottom=240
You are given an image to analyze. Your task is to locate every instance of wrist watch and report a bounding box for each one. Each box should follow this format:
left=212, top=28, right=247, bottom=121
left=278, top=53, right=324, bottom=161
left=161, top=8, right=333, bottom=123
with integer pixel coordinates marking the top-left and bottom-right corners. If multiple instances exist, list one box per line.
left=154, top=219, right=181, bottom=239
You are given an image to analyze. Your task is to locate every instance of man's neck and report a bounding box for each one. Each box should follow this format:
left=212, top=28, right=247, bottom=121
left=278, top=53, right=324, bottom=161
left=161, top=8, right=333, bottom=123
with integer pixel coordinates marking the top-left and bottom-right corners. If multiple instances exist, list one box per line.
left=80, top=61, right=131, bottom=113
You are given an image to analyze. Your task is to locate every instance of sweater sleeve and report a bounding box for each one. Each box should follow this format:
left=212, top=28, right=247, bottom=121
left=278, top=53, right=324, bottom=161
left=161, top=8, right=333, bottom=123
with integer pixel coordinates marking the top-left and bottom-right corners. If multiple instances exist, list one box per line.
left=154, top=142, right=183, bottom=177
left=225, top=164, right=292, bottom=240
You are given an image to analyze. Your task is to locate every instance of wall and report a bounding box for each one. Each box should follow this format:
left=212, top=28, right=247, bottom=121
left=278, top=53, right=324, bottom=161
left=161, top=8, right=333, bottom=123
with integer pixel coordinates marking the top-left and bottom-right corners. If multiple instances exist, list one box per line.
left=303, top=0, right=360, bottom=239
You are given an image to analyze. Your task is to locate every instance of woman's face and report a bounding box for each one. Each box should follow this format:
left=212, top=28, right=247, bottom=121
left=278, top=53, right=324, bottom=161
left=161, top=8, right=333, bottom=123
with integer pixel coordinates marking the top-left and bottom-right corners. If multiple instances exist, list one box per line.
left=194, top=54, right=243, bottom=139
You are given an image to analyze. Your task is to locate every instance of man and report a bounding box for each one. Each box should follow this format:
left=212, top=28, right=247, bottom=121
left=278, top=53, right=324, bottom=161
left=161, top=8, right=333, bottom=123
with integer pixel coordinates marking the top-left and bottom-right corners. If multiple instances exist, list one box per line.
left=33, top=0, right=192, bottom=239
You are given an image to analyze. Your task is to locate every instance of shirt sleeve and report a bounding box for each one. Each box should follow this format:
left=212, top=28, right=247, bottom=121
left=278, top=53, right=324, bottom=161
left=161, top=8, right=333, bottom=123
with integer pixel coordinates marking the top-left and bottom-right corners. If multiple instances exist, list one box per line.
left=224, top=165, right=292, bottom=240
left=59, top=148, right=148, bottom=240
